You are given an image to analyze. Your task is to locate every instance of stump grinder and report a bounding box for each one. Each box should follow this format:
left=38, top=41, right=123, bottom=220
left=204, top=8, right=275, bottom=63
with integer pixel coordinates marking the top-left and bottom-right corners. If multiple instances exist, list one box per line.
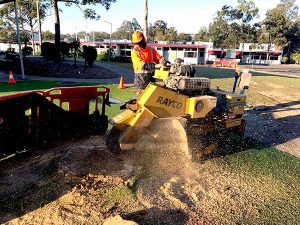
left=106, top=60, right=252, bottom=158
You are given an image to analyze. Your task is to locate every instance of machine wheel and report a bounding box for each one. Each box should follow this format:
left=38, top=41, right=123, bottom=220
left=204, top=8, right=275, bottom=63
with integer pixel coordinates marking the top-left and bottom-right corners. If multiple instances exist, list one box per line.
left=88, top=111, right=108, bottom=135
left=106, top=127, right=122, bottom=154
left=185, top=119, right=222, bottom=161
left=234, top=119, right=246, bottom=137
left=223, top=119, right=246, bottom=154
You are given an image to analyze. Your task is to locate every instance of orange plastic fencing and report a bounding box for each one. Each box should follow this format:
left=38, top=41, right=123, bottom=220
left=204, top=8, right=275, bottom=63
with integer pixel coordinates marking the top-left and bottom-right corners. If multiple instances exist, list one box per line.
left=213, top=59, right=237, bottom=68
left=40, top=85, right=110, bottom=116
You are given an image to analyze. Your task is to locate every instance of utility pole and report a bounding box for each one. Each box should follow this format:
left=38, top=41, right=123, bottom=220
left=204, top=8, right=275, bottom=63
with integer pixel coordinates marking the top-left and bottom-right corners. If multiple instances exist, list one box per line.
left=104, top=21, right=112, bottom=62
left=0, top=0, right=24, bottom=78
left=14, top=0, right=25, bottom=79
left=144, top=0, right=148, bottom=39
left=85, top=20, right=88, bottom=44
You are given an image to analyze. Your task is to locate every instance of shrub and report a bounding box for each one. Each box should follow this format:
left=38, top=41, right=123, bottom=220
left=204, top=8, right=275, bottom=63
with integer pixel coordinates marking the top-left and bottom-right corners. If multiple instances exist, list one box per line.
left=69, top=41, right=81, bottom=55
left=41, top=42, right=56, bottom=61
left=111, top=56, right=130, bottom=63
left=97, top=51, right=107, bottom=61
left=35, top=50, right=41, bottom=56
left=291, top=52, right=300, bottom=64
left=281, top=56, right=289, bottom=64
left=60, top=42, right=70, bottom=60
left=6, top=47, right=15, bottom=53
left=69, top=41, right=82, bottom=66
left=22, top=46, right=33, bottom=57
left=82, top=45, right=97, bottom=67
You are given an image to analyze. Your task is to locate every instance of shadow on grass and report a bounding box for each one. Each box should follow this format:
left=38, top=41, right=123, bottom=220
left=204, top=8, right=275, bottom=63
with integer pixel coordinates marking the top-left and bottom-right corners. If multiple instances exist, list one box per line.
left=123, top=207, right=188, bottom=225
left=195, top=66, right=299, bottom=79
left=245, top=101, right=300, bottom=152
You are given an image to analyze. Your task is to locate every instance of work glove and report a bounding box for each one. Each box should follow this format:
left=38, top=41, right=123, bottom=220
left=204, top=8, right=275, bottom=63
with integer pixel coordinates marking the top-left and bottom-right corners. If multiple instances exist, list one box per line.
left=161, top=59, right=171, bottom=66
left=141, top=62, right=155, bottom=71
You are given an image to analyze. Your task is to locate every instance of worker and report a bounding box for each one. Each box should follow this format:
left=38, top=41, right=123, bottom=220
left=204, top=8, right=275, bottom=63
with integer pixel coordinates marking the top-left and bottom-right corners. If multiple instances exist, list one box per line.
left=131, top=31, right=169, bottom=91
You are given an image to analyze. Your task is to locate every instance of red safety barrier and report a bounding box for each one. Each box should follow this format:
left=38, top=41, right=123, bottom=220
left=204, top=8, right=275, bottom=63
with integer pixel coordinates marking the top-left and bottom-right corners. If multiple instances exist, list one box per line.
left=40, top=85, right=110, bottom=116
left=0, top=85, right=110, bottom=158
left=213, top=59, right=237, bottom=69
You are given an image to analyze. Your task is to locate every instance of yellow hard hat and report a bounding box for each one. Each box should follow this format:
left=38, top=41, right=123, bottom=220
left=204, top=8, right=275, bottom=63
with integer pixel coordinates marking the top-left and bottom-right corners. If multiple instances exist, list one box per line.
left=132, top=31, right=144, bottom=44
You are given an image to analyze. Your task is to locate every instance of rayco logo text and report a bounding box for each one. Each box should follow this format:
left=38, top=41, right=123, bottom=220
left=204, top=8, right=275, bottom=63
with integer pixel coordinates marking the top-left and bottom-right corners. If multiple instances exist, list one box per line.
left=156, top=96, right=183, bottom=109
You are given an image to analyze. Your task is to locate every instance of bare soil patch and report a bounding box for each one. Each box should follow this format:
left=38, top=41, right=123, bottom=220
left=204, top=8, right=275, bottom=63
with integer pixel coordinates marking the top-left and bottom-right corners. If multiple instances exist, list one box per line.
left=245, top=87, right=300, bottom=158
left=0, top=136, right=142, bottom=224
left=20, top=57, right=119, bottom=79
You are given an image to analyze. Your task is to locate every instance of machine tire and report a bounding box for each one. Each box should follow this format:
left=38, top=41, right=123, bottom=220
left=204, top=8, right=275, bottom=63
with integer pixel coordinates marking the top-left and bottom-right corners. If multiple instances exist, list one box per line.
left=185, top=119, right=222, bottom=161
left=224, top=119, right=246, bottom=154
left=235, top=119, right=246, bottom=137
left=106, top=127, right=122, bottom=154
left=88, top=111, right=108, bottom=135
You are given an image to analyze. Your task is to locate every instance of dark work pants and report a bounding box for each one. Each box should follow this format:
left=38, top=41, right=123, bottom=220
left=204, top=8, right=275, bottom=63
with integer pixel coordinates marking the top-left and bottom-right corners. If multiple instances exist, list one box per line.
left=134, top=72, right=155, bottom=90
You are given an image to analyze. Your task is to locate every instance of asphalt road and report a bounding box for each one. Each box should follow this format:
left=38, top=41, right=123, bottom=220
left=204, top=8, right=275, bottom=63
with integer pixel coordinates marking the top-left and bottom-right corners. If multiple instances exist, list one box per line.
left=243, top=64, right=300, bottom=77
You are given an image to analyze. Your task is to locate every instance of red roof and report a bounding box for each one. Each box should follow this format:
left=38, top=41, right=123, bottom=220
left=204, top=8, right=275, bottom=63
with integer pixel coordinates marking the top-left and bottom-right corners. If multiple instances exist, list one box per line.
left=91, top=41, right=207, bottom=49
left=150, top=43, right=207, bottom=49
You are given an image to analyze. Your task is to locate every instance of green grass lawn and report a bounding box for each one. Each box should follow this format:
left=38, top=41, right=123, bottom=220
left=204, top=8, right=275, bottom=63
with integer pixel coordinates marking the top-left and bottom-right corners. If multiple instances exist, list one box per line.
left=110, top=62, right=300, bottom=106
left=0, top=80, right=64, bottom=95
left=195, top=145, right=300, bottom=224
left=194, top=66, right=300, bottom=106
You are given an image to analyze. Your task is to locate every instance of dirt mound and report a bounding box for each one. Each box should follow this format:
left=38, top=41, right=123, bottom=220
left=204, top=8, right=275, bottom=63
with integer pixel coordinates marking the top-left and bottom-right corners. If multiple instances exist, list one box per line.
left=122, top=119, right=209, bottom=223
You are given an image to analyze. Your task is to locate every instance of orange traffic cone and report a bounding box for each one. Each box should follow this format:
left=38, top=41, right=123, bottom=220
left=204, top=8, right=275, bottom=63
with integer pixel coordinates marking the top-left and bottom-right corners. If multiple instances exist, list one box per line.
left=118, top=76, right=125, bottom=89
left=8, top=71, right=16, bottom=84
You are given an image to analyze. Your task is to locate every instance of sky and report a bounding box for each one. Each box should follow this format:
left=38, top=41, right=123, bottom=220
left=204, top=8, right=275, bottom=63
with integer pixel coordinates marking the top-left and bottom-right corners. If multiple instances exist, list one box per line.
left=42, top=0, right=300, bottom=35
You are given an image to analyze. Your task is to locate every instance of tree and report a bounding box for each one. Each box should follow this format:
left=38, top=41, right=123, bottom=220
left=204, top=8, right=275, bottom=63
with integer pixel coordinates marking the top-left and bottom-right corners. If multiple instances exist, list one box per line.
left=153, top=20, right=168, bottom=34
left=208, top=10, right=230, bottom=48
left=92, top=31, right=109, bottom=41
left=208, top=0, right=259, bottom=48
left=132, top=18, right=142, bottom=31
left=264, top=8, right=289, bottom=48
left=112, top=20, right=134, bottom=40
left=0, top=0, right=49, bottom=54
left=286, top=19, right=300, bottom=56
left=149, top=20, right=169, bottom=41
left=277, top=0, right=299, bottom=20
left=75, top=31, right=87, bottom=40
left=69, top=40, right=81, bottom=66
left=51, top=0, right=116, bottom=62
left=177, top=33, right=192, bottom=42
left=42, top=30, right=55, bottom=40
left=165, top=27, right=178, bottom=42
left=0, top=14, right=16, bottom=42
left=291, top=51, right=300, bottom=64
left=263, top=0, right=299, bottom=62
left=18, top=0, right=49, bottom=55
left=194, top=26, right=209, bottom=42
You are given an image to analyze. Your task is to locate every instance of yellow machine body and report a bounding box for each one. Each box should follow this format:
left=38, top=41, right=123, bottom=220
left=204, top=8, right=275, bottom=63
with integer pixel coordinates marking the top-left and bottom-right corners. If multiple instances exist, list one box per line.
left=153, top=66, right=170, bottom=81
left=107, top=63, right=251, bottom=154
left=109, top=83, right=217, bottom=149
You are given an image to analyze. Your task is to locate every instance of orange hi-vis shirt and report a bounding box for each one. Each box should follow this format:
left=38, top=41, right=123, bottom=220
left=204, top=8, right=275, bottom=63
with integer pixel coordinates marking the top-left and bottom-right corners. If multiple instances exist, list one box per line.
left=131, top=45, right=163, bottom=73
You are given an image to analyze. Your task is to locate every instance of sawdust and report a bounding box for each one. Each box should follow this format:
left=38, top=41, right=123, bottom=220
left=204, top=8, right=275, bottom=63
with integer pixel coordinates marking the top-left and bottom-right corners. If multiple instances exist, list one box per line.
left=125, top=119, right=209, bottom=223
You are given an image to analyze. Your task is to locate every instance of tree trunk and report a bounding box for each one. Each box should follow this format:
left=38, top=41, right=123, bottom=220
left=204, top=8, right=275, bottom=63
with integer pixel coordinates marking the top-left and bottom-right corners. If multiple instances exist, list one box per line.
left=267, top=35, right=271, bottom=64
left=52, top=0, right=60, bottom=63
left=30, top=20, right=36, bottom=55
left=36, top=0, right=42, bottom=53
left=144, top=0, right=148, bottom=40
